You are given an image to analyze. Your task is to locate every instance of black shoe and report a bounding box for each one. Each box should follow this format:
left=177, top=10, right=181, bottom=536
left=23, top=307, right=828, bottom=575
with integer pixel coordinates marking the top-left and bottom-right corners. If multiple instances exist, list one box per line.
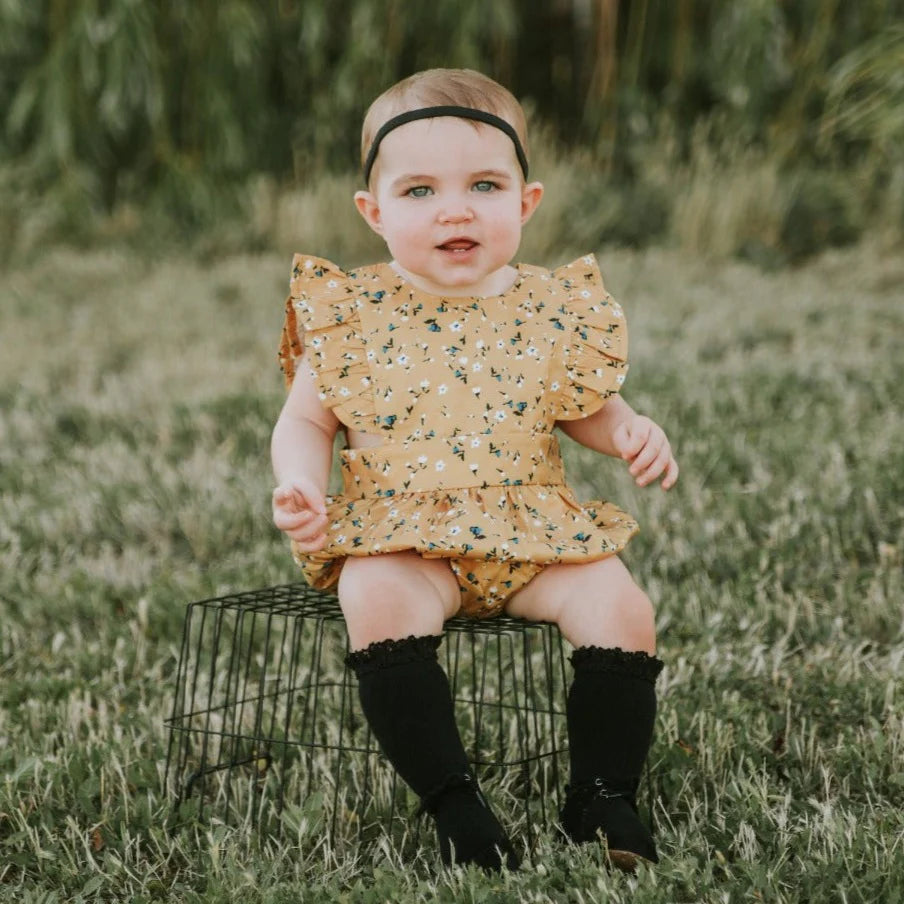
left=420, top=773, right=521, bottom=872
left=559, top=778, right=657, bottom=871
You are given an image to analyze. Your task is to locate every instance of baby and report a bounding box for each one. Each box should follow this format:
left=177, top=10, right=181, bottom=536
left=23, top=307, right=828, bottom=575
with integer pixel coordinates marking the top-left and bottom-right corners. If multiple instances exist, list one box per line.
left=273, top=68, right=678, bottom=871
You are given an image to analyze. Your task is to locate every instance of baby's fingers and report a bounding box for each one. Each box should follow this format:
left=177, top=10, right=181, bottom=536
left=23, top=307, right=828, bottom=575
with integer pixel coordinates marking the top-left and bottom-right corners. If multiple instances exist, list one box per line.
left=277, top=510, right=327, bottom=537
left=660, top=455, right=679, bottom=490
left=628, top=435, right=664, bottom=478
left=289, top=521, right=329, bottom=552
left=633, top=444, right=672, bottom=487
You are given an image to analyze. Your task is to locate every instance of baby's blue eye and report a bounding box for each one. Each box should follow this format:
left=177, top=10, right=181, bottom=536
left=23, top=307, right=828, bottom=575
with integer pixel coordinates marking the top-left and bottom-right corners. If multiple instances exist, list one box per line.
left=407, top=186, right=433, bottom=198
left=473, top=181, right=497, bottom=193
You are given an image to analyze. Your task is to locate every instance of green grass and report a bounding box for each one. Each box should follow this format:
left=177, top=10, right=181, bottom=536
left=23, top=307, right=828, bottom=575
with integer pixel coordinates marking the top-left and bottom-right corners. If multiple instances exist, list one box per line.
left=1, top=241, right=903, bottom=902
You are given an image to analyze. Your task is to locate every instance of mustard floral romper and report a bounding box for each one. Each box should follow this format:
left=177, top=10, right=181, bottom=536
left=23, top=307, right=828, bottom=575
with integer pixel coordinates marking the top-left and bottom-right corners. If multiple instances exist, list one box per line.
left=278, top=253, right=639, bottom=618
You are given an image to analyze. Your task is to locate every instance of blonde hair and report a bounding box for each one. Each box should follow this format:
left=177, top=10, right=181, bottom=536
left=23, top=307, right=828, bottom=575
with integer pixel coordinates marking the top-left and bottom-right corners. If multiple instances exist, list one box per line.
left=361, top=69, right=529, bottom=185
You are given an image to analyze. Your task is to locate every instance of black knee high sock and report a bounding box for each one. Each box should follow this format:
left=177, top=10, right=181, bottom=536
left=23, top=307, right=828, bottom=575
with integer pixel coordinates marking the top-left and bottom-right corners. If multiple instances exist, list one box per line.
left=566, top=646, right=664, bottom=792
left=345, top=635, right=470, bottom=794
left=345, top=634, right=519, bottom=870
left=562, top=646, right=664, bottom=862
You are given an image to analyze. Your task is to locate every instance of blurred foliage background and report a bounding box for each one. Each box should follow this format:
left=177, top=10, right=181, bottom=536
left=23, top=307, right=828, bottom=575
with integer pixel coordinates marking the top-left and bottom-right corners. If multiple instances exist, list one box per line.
left=1, top=0, right=903, bottom=264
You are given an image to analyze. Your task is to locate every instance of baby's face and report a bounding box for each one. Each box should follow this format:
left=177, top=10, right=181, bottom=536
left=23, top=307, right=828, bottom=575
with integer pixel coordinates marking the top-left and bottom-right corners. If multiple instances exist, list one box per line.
left=355, top=117, right=542, bottom=296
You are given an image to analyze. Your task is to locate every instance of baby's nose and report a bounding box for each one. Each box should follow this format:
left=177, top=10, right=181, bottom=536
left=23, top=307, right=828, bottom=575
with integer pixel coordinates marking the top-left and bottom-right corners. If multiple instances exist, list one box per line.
left=438, top=198, right=474, bottom=223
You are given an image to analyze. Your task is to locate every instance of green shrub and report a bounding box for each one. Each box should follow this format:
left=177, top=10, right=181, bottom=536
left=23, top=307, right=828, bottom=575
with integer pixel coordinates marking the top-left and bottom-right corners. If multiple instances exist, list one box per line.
left=779, top=170, right=863, bottom=262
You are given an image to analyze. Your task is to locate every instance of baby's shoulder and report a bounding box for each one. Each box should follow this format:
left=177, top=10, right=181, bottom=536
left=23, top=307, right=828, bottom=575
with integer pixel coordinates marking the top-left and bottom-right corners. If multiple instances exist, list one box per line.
left=287, top=255, right=393, bottom=331
left=507, top=255, right=612, bottom=311
left=289, top=254, right=387, bottom=298
left=523, top=254, right=608, bottom=295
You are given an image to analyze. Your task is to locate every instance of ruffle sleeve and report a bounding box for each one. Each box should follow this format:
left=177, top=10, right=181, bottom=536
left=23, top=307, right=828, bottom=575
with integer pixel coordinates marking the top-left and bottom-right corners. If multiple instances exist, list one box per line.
left=550, top=254, right=629, bottom=421
left=278, top=254, right=377, bottom=432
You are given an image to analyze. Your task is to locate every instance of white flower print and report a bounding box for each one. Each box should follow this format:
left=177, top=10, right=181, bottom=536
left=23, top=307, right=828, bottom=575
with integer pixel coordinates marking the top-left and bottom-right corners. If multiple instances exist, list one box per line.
left=470, top=437, right=481, bottom=447
left=339, top=386, right=351, bottom=397
left=450, top=321, right=462, bottom=332
left=527, top=346, right=538, bottom=357
left=494, top=410, right=507, bottom=421
left=336, top=534, right=346, bottom=543
left=420, top=379, right=430, bottom=389
left=458, top=356, right=468, bottom=365
left=472, top=362, right=482, bottom=372
left=449, top=525, right=461, bottom=535
left=617, top=373, right=626, bottom=384
left=496, top=339, right=505, bottom=349
left=580, top=289, right=591, bottom=298
left=435, top=460, right=446, bottom=471
left=396, top=354, right=409, bottom=366
left=327, top=279, right=338, bottom=288
left=551, top=381, right=560, bottom=391
left=475, top=340, right=485, bottom=349
left=472, top=386, right=482, bottom=395
left=417, top=455, right=428, bottom=465
left=438, top=384, right=448, bottom=395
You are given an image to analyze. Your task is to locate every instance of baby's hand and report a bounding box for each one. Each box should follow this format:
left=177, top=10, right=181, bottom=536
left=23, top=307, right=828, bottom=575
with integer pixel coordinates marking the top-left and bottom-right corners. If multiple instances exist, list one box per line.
left=272, top=477, right=329, bottom=552
left=613, top=416, right=679, bottom=490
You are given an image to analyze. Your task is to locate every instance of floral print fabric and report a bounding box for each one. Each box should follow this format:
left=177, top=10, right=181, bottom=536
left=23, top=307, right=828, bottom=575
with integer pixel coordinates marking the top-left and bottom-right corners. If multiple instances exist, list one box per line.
left=278, top=254, right=639, bottom=617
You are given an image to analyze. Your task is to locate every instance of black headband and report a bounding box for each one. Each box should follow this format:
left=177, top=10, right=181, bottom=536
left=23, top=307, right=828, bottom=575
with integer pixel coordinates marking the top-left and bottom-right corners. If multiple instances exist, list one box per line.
left=363, top=105, right=529, bottom=184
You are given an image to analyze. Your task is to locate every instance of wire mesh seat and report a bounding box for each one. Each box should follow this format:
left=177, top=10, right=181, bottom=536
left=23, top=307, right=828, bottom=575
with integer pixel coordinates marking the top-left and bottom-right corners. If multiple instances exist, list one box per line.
left=164, top=582, right=570, bottom=858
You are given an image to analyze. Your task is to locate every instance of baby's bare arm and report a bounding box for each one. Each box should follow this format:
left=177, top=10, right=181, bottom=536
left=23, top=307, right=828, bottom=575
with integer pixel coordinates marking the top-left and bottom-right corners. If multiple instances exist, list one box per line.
left=271, top=357, right=340, bottom=549
left=557, top=395, right=634, bottom=458
left=557, top=396, right=679, bottom=490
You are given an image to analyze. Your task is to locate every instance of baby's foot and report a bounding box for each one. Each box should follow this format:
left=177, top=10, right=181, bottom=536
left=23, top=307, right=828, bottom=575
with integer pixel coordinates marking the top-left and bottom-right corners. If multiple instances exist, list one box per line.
left=421, top=774, right=520, bottom=871
left=559, top=779, right=657, bottom=871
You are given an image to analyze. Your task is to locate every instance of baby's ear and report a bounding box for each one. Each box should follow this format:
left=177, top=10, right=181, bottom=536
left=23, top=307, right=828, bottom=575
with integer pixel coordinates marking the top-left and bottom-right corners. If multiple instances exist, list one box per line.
left=520, top=181, right=544, bottom=224
left=354, top=191, right=384, bottom=236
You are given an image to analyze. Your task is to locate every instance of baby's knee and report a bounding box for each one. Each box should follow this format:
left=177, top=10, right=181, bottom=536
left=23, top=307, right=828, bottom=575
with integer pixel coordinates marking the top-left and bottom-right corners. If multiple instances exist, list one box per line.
left=337, top=552, right=448, bottom=648
left=558, top=565, right=657, bottom=652
left=338, top=553, right=413, bottom=610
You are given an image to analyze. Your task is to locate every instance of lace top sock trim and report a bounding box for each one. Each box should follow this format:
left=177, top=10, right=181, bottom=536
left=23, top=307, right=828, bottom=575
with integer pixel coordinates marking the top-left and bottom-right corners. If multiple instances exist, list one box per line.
left=569, top=645, right=664, bottom=683
left=345, top=633, right=443, bottom=676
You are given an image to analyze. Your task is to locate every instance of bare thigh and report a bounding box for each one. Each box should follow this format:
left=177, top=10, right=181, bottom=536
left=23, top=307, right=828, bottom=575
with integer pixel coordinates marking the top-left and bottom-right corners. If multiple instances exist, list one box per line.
left=505, top=556, right=656, bottom=653
left=337, top=551, right=461, bottom=651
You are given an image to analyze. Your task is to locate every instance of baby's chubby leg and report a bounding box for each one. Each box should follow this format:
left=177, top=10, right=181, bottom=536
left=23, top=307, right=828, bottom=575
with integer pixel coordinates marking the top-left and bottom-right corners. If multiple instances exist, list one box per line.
left=507, top=556, right=662, bottom=868
left=505, top=555, right=656, bottom=653
left=338, top=550, right=461, bottom=650
left=339, top=551, right=518, bottom=870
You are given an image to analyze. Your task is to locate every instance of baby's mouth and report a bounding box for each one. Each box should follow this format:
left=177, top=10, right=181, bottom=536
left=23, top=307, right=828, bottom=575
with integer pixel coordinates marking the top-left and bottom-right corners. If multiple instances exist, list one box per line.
left=437, top=239, right=478, bottom=253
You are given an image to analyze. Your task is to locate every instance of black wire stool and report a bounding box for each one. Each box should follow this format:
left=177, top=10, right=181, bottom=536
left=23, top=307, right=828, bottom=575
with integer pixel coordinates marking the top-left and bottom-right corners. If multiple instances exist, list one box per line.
left=164, top=583, right=570, bottom=858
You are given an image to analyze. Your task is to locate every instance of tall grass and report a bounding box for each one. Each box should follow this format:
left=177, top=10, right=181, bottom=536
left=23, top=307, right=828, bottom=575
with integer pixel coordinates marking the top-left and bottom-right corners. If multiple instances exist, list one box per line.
left=1, top=237, right=902, bottom=900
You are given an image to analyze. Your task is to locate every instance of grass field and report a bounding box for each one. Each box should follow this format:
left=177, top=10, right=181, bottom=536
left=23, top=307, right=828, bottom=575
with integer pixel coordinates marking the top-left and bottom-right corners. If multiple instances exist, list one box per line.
left=1, top=241, right=903, bottom=902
